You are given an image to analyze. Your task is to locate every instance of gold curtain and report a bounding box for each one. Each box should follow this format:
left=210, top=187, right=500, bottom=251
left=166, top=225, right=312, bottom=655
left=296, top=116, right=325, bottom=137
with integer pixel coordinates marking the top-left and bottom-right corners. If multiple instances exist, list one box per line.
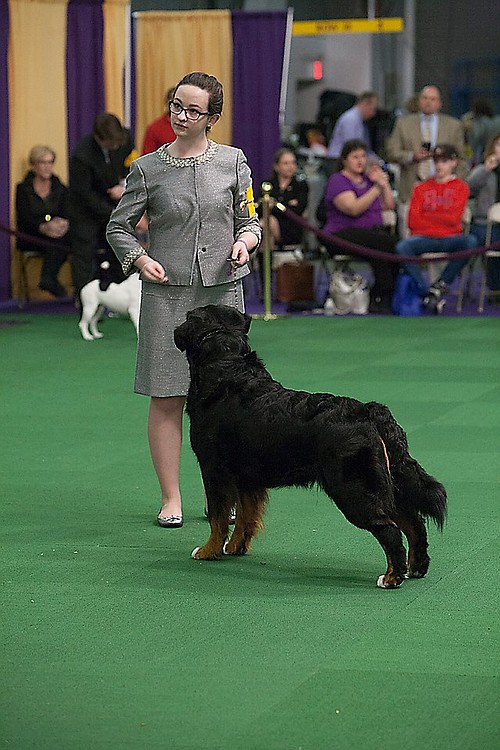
left=135, top=10, right=233, bottom=150
left=8, top=0, right=69, bottom=297
left=103, top=0, right=130, bottom=123
left=8, top=0, right=69, bottom=188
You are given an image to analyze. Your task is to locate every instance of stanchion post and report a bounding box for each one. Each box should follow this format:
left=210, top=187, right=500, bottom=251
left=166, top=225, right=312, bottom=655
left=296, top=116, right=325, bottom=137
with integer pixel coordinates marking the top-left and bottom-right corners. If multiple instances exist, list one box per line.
left=251, top=182, right=284, bottom=321
left=260, top=181, right=274, bottom=318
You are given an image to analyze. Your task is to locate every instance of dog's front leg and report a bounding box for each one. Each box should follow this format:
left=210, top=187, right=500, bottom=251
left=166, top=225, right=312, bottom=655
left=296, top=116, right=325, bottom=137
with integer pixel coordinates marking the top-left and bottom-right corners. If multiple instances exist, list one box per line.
left=192, top=516, right=229, bottom=560
left=225, top=489, right=268, bottom=556
left=192, top=483, right=232, bottom=560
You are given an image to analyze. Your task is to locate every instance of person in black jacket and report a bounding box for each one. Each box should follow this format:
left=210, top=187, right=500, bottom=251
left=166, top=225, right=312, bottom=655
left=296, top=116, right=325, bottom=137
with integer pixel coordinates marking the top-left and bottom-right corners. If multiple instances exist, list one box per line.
left=69, top=113, right=134, bottom=298
left=16, top=145, right=70, bottom=297
left=262, top=148, right=309, bottom=248
left=257, top=148, right=309, bottom=290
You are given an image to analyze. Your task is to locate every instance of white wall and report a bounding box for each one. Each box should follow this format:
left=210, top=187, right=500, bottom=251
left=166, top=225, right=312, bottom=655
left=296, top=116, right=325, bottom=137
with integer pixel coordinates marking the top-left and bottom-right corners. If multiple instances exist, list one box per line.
left=285, top=33, right=373, bottom=129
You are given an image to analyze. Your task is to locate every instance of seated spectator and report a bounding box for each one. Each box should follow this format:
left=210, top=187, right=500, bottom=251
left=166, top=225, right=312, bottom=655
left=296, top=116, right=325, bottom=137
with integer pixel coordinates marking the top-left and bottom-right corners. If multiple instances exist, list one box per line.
left=395, top=144, right=478, bottom=313
left=305, top=128, right=329, bottom=156
left=386, top=85, right=466, bottom=238
left=142, top=87, right=176, bottom=154
left=467, top=132, right=500, bottom=293
left=259, top=148, right=309, bottom=249
left=16, top=145, right=70, bottom=297
left=323, top=138, right=398, bottom=313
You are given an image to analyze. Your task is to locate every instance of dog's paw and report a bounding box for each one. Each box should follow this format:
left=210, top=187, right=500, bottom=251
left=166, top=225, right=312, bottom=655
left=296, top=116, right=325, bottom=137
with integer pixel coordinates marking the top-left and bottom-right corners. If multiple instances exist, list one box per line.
left=191, top=545, right=221, bottom=561
left=376, top=574, right=402, bottom=589
left=406, top=568, right=426, bottom=579
left=79, top=326, right=94, bottom=341
left=223, top=537, right=250, bottom=556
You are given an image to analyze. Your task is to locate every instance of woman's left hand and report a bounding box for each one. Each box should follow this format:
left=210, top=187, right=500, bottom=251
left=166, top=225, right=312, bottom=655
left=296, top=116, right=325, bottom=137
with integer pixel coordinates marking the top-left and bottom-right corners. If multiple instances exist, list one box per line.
left=228, top=239, right=250, bottom=270
left=367, top=164, right=390, bottom=188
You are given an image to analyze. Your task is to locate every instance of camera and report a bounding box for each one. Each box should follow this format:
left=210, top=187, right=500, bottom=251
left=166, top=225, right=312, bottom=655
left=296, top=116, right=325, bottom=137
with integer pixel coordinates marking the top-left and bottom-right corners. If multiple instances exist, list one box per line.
left=421, top=142, right=431, bottom=152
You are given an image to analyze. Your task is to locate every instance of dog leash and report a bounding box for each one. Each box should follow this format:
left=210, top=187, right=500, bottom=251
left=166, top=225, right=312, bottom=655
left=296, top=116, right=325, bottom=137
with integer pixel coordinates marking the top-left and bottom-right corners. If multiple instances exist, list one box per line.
left=227, top=255, right=239, bottom=308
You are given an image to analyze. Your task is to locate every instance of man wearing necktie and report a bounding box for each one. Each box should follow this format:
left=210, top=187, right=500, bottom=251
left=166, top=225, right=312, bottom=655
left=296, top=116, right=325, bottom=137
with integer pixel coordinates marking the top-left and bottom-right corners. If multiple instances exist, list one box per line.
left=387, top=85, right=466, bottom=236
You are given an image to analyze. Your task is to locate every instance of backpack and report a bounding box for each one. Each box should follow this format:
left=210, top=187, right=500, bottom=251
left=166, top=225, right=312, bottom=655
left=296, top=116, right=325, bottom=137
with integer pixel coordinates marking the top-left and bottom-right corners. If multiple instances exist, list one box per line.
left=392, top=272, right=423, bottom=316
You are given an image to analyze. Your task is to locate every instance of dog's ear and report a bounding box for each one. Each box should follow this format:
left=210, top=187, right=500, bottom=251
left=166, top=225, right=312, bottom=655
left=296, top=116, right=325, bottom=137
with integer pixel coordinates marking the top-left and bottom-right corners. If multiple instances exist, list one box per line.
left=173, top=323, right=187, bottom=352
left=243, top=313, right=252, bottom=334
left=222, top=305, right=251, bottom=334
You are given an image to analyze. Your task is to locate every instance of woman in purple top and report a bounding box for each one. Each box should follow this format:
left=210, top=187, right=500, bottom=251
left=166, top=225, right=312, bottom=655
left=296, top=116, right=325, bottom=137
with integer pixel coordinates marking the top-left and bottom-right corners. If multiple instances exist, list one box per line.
left=323, top=139, right=398, bottom=312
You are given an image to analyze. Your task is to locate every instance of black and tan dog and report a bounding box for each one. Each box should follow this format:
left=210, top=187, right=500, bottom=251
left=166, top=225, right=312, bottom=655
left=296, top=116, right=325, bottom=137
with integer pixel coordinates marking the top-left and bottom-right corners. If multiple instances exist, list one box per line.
left=174, top=304, right=447, bottom=589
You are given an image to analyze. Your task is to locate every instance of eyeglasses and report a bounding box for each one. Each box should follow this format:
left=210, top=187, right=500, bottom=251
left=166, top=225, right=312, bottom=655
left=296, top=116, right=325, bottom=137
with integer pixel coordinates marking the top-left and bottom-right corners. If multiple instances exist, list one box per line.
left=168, top=100, right=210, bottom=121
left=37, top=159, right=55, bottom=165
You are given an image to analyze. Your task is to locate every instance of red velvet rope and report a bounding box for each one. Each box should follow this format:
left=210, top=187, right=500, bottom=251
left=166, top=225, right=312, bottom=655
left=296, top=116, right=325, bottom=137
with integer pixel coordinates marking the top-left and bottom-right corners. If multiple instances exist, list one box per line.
left=0, top=222, right=71, bottom=252
left=4, top=215, right=499, bottom=266
left=278, top=206, right=499, bottom=265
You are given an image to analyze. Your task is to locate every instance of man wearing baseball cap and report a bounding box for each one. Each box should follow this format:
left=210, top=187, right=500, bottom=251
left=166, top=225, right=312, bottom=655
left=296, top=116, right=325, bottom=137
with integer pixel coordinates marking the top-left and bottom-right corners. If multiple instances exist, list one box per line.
left=394, top=143, right=478, bottom=313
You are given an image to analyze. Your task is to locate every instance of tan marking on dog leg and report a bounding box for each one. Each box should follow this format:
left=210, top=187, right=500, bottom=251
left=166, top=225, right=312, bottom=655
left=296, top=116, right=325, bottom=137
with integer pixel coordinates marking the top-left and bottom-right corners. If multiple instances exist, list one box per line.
left=225, top=490, right=268, bottom=556
left=380, top=438, right=390, bottom=474
left=376, top=543, right=398, bottom=588
left=394, top=513, right=430, bottom=579
left=192, top=519, right=229, bottom=560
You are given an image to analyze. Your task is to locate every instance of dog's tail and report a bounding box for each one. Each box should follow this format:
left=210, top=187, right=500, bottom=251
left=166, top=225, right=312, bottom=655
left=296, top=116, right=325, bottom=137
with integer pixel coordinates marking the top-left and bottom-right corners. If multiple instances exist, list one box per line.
left=397, top=457, right=447, bottom=531
left=363, top=401, right=447, bottom=531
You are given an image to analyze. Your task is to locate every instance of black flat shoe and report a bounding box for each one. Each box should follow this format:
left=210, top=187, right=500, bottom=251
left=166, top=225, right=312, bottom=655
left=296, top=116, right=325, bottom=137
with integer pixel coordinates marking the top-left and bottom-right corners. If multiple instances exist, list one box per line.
left=157, top=514, right=183, bottom=528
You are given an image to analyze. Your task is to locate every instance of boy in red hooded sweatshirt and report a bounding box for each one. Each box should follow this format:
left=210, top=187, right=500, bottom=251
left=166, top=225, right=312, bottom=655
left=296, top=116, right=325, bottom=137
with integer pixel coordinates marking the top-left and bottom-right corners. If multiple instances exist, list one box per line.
left=395, top=144, right=477, bottom=313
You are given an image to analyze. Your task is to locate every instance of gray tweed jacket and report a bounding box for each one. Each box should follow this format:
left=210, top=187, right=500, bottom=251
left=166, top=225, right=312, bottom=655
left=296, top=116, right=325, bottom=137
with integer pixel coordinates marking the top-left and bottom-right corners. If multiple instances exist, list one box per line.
left=106, top=140, right=261, bottom=286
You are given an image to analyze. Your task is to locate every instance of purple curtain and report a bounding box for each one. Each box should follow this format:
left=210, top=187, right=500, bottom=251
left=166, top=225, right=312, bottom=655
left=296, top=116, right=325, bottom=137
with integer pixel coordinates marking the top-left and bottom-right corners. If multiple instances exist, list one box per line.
left=129, top=15, right=136, bottom=140
left=231, top=10, right=288, bottom=194
left=0, top=0, right=10, bottom=300
left=66, top=0, right=105, bottom=159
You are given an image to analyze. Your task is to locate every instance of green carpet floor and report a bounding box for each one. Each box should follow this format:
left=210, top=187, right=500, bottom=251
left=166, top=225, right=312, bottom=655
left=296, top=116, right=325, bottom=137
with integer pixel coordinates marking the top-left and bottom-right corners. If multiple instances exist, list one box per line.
left=1, top=312, right=499, bottom=749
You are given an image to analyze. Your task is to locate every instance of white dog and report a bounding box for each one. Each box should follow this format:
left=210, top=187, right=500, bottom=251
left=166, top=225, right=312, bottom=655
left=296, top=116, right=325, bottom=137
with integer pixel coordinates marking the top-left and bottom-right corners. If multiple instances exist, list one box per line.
left=78, top=273, right=141, bottom=341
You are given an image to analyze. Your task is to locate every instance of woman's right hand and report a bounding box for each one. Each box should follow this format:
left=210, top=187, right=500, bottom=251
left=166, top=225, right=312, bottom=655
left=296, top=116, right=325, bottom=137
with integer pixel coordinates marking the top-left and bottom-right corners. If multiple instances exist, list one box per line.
left=367, top=164, right=390, bottom=189
left=135, top=256, right=168, bottom=283
left=484, top=154, right=499, bottom=171
left=39, top=217, right=69, bottom=239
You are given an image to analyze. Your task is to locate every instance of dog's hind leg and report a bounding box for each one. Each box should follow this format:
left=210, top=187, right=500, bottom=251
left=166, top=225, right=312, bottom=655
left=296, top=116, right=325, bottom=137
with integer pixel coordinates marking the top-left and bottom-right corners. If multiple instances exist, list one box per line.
left=366, top=520, right=408, bottom=589
left=130, top=307, right=140, bottom=335
left=394, top=512, right=430, bottom=579
left=89, top=305, right=105, bottom=339
left=225, top=489, right=268, bottom=556
left=336, top=494, right=407, bottom=589
left=78, top=304, right=99, bottom=341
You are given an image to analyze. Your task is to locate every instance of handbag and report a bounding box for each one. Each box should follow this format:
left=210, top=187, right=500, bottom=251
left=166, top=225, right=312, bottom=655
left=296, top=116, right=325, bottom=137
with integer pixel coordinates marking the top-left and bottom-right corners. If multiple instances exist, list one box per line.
left=325, top=270, right=369, bottom=315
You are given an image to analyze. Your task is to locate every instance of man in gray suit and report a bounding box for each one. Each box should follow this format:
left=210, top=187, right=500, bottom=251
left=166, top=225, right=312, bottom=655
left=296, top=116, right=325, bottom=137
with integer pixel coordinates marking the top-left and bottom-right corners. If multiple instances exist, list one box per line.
left=386, top=85, right=466, bottom=236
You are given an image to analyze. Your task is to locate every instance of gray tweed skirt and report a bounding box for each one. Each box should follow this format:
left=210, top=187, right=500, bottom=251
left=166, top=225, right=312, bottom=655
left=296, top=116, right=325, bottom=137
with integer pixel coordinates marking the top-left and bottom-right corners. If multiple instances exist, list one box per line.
left=134, top=265, right=244, bottom=397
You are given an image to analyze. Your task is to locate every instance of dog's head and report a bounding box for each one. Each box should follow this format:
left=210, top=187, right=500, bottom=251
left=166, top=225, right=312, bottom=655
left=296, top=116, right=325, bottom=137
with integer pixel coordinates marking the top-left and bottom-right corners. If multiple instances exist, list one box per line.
left=174, top=304, right=251, bottom=359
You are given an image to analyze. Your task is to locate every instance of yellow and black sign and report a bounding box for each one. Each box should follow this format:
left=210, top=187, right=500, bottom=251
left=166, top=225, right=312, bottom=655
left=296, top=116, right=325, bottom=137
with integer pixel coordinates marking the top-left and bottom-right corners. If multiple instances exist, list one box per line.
left=293, top=17, right=404, bottom=36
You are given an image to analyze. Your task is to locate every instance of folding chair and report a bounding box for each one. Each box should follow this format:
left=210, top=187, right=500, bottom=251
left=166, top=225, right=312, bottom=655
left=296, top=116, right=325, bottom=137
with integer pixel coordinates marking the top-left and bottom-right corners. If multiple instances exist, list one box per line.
left=422, top=205, right=472, bottom=313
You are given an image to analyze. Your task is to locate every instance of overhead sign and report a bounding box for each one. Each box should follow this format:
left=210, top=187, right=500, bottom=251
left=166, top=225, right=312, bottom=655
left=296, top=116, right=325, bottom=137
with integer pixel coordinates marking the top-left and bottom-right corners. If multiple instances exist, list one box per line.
left=293, top=17, right=404, bottom=36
